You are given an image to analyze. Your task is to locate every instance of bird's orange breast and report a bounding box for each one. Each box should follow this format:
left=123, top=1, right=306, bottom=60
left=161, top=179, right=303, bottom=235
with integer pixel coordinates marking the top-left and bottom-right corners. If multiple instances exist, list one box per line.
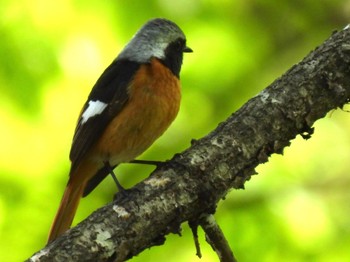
left=93, top=58, right=181, bottom=164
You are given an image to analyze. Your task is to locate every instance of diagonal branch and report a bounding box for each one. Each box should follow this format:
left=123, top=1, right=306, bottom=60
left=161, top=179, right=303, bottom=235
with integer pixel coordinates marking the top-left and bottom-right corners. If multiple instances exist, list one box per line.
left=27, top=26, right=350, bottom=262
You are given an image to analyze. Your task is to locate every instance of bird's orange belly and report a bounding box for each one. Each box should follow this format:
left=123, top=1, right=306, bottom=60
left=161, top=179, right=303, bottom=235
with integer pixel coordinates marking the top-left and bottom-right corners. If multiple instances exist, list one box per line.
left=93, top=59, right=181, bottom=164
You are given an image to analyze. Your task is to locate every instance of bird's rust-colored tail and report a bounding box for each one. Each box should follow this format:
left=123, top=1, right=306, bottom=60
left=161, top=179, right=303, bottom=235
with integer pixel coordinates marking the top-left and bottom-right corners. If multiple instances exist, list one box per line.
left=47, top=179, right=84, bottom=243
left=48, top=161, right=98, bottom=243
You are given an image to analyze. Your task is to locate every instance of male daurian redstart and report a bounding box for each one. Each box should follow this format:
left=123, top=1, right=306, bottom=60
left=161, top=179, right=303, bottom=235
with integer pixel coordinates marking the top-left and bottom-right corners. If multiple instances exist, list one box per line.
left=48, top=18, right=192, bottom=243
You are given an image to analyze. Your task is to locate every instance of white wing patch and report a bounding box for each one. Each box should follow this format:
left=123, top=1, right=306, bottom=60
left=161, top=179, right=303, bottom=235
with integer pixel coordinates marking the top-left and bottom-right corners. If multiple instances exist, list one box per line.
left=81, top=100, right=108, bottom=124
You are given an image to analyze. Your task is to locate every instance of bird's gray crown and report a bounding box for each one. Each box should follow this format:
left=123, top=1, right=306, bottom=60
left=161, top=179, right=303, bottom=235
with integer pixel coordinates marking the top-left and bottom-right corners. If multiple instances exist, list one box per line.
left=117, top=18, right=187, bottom=63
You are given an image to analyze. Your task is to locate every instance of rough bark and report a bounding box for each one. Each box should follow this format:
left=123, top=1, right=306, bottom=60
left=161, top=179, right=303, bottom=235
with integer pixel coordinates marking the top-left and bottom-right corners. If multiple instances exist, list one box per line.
left=27, top=26, right=350, bottom=262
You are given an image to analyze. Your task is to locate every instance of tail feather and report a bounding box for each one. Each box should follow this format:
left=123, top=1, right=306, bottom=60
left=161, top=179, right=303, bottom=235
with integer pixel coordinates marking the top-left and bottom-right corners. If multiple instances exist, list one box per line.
left=47, top=179, right=85, bottom=243
left=48, top=160, right=99, bottom=243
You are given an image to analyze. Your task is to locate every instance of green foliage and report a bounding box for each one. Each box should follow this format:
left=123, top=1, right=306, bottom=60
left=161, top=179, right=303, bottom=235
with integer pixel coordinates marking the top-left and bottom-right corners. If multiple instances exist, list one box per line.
left=0, top=0, right=349, bottom=261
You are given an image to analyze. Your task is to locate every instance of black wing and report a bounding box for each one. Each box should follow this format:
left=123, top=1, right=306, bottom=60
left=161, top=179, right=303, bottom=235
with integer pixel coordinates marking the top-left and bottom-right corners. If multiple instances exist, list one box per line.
left=69, top=59, right=140, bottom=173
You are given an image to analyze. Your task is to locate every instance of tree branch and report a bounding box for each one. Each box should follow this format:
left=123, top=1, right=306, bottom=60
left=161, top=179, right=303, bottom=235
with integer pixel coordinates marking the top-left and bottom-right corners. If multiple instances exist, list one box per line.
left=28, top=26, right=350, bottom=262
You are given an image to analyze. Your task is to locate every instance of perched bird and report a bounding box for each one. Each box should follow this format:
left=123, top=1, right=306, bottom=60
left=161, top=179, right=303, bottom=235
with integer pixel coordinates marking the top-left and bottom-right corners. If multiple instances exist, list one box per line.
left=48, top=18, right=192, bottom=243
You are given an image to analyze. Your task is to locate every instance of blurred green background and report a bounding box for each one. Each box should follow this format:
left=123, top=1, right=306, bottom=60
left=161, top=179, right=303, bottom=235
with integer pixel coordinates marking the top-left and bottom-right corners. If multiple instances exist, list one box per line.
left=1, top=0, right=350, bottom=261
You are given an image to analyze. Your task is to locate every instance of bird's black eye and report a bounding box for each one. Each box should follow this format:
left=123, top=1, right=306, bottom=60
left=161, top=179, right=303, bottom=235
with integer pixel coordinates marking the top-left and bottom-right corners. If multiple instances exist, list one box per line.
left=175, top=38, right=185, bottom=51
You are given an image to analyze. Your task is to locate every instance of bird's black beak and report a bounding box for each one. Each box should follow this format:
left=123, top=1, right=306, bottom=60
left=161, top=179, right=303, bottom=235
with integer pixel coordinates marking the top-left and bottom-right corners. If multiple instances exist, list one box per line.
left=183, top=46, right=193, bottom=53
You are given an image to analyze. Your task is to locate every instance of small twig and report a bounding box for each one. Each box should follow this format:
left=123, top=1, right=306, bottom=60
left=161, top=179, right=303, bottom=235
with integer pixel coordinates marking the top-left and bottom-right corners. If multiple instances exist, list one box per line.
left=188, top=221, right=202, bottom=258
left=199, top=214, right=237, bottom=262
